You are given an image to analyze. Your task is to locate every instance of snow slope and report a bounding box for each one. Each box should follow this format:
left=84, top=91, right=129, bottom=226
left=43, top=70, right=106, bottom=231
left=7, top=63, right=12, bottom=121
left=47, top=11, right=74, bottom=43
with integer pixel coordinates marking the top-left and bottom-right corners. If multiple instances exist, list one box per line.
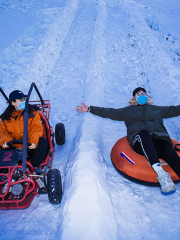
left=0, top=0, right=180, bottom=239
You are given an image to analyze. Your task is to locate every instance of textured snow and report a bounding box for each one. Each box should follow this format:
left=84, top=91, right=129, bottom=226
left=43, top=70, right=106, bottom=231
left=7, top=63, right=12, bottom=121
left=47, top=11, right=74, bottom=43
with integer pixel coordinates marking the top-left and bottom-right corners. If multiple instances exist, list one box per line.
left=0, top=0, right=180, bottom=239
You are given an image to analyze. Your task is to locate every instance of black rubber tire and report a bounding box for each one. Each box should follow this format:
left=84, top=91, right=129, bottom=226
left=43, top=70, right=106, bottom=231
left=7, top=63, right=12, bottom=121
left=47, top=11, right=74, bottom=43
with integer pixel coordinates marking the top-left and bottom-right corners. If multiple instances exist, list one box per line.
left=47, top=169, right=62, bottom=204
left=55, top=123, right=65, bottom=145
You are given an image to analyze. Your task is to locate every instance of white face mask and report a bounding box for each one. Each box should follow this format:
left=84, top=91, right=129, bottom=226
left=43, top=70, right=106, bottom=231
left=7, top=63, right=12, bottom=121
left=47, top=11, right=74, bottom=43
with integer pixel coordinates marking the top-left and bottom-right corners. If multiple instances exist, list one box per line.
left=18, top=101, right=26, bottom=110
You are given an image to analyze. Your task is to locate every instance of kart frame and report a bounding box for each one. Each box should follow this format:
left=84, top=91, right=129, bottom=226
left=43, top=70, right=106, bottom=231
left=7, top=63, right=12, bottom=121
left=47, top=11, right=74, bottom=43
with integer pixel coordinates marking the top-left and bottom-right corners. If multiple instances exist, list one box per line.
left=0, top=83, right=56, bottom=209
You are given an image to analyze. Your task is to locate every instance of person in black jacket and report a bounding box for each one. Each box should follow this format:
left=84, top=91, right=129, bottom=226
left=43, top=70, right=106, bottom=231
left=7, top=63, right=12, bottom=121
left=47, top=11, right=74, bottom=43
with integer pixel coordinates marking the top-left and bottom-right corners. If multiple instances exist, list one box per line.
left=76, top=87, right=180, bottom=193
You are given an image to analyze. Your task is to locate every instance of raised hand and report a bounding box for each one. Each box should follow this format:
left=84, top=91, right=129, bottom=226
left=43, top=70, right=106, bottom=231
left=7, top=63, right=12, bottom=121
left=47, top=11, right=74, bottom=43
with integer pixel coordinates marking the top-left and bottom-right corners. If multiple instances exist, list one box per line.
left=76, top=103, right=89, bottom=113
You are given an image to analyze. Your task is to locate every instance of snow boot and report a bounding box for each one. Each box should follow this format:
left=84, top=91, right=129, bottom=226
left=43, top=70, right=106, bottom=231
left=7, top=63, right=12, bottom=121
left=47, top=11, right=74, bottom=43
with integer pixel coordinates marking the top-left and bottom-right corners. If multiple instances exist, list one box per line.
left=157, top=170, right=176, bottom=193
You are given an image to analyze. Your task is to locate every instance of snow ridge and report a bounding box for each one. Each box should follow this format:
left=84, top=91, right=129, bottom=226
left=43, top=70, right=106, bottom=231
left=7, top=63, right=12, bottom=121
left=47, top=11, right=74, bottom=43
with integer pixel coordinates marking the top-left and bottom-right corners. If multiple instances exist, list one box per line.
left=57, top=1, right=118, bottom=239
left=0, top=0, right=79, bottom=98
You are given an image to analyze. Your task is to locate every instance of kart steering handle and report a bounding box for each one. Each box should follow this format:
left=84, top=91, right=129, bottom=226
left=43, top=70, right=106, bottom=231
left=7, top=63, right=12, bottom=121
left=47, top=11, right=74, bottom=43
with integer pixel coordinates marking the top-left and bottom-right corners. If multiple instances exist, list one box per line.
left=7, top=140, right=31, bottom=149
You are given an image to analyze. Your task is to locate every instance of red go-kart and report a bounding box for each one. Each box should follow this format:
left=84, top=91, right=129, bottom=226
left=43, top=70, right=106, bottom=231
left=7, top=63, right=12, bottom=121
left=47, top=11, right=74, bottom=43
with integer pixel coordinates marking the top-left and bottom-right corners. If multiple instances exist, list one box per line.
left=0, top=83, right=65, bottom=209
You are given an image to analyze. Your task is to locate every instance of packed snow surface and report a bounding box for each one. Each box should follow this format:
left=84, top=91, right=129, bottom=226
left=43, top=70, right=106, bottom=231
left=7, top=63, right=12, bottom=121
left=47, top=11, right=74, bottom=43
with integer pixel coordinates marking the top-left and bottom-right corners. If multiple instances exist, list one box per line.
left=0, top=0, right=180, bottom=239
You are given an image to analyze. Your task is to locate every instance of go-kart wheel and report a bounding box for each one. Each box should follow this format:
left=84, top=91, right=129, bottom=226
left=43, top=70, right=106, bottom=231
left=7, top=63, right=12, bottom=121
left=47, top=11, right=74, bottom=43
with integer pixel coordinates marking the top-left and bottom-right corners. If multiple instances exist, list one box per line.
left=47, top=169, right=62, bottom=204
left=55, top=123, right=65, bottom=145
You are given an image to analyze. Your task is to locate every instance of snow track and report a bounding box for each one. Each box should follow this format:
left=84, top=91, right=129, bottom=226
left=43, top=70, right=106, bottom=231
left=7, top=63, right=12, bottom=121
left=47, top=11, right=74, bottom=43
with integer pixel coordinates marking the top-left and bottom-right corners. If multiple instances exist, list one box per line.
left=0, top=0, right=79, bottom=95
left=0, top=0, right=180, bottom=239
left=55, top=1, right=119, bottom=239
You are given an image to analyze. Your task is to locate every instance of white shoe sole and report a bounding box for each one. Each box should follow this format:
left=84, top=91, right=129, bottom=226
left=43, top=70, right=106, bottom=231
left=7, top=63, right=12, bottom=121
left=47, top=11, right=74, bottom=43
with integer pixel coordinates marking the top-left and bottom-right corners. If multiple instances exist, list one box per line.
left=161, top=184, right=176, bottom=193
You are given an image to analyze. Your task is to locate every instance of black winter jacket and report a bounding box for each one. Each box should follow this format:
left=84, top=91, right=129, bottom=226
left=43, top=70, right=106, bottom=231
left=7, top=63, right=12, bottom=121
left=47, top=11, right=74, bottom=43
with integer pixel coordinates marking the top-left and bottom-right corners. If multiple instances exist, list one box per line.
left=90, top=104, right=180, bottom=146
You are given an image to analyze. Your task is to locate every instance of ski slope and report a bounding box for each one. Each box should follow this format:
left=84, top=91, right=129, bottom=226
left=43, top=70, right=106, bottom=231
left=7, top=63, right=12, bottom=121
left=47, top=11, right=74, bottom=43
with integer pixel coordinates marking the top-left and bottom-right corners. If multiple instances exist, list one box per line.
left=0, top=0, right=180, bottom=239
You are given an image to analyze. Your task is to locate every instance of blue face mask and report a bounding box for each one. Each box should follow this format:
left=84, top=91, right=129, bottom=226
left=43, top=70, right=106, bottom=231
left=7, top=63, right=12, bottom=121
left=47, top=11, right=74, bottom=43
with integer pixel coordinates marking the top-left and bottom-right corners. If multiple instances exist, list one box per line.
left=18, top=101, right=26, bottom=110
left=137, top=95, right=147, bottom=105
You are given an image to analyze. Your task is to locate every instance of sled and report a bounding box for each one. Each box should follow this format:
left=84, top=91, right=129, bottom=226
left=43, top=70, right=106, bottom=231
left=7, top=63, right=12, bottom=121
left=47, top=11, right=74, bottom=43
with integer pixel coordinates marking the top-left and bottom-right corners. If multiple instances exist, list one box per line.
left=111, top=136, right=180, bottom=183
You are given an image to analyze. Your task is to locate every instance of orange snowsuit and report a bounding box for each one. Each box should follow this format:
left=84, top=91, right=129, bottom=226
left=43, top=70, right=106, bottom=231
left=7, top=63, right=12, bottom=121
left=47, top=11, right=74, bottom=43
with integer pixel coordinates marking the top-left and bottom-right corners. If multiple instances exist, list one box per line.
left=0, top=110, right=43, bottom=149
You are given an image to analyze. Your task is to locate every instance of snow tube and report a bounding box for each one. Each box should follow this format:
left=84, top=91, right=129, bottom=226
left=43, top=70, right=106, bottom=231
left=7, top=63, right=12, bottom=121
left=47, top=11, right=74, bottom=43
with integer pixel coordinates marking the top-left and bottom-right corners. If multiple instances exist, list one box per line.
left=111, top=136, right=180, bottom=183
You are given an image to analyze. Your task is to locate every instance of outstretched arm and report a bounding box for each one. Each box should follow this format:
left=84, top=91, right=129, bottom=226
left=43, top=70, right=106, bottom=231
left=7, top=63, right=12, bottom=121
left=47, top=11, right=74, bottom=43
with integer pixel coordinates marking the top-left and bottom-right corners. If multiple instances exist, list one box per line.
left=76, top=103, right=125, bottom=121
left=160, top=105, right=180, bottom=119
left=76, top=103, right=90, bottom=113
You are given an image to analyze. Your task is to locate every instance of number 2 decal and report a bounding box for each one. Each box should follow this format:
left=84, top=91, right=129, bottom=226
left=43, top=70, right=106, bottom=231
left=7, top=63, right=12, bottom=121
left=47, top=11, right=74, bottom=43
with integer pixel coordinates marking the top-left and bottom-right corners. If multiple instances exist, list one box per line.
left=3, top=152, right=12, bottom=161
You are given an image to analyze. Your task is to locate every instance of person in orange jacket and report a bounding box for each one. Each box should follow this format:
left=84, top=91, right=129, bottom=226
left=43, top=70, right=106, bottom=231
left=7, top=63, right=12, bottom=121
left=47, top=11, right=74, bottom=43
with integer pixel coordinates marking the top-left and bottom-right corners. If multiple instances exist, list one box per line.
left=0, top=90, right=47, bottom=168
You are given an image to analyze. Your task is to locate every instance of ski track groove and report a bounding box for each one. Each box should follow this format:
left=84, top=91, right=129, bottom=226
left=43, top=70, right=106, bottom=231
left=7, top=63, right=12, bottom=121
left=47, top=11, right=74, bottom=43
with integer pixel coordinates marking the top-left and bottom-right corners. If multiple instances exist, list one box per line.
left=0, top=0, right=79, bottom=99
left=56, top=1, right=118, bottom=239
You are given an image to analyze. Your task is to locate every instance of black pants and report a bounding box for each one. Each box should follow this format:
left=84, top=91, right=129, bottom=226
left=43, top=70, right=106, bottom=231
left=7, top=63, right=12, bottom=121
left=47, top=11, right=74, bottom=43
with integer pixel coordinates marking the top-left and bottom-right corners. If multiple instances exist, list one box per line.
left=132, top=129, right=180, bottom=177
left=28, top=137, right=48, bottom=168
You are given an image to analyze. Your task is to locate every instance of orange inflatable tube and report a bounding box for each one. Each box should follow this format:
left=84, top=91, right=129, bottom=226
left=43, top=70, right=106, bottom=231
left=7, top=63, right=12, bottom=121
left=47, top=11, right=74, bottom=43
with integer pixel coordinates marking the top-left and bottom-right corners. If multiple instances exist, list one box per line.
left=111, top=136, right=180, bottom=183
